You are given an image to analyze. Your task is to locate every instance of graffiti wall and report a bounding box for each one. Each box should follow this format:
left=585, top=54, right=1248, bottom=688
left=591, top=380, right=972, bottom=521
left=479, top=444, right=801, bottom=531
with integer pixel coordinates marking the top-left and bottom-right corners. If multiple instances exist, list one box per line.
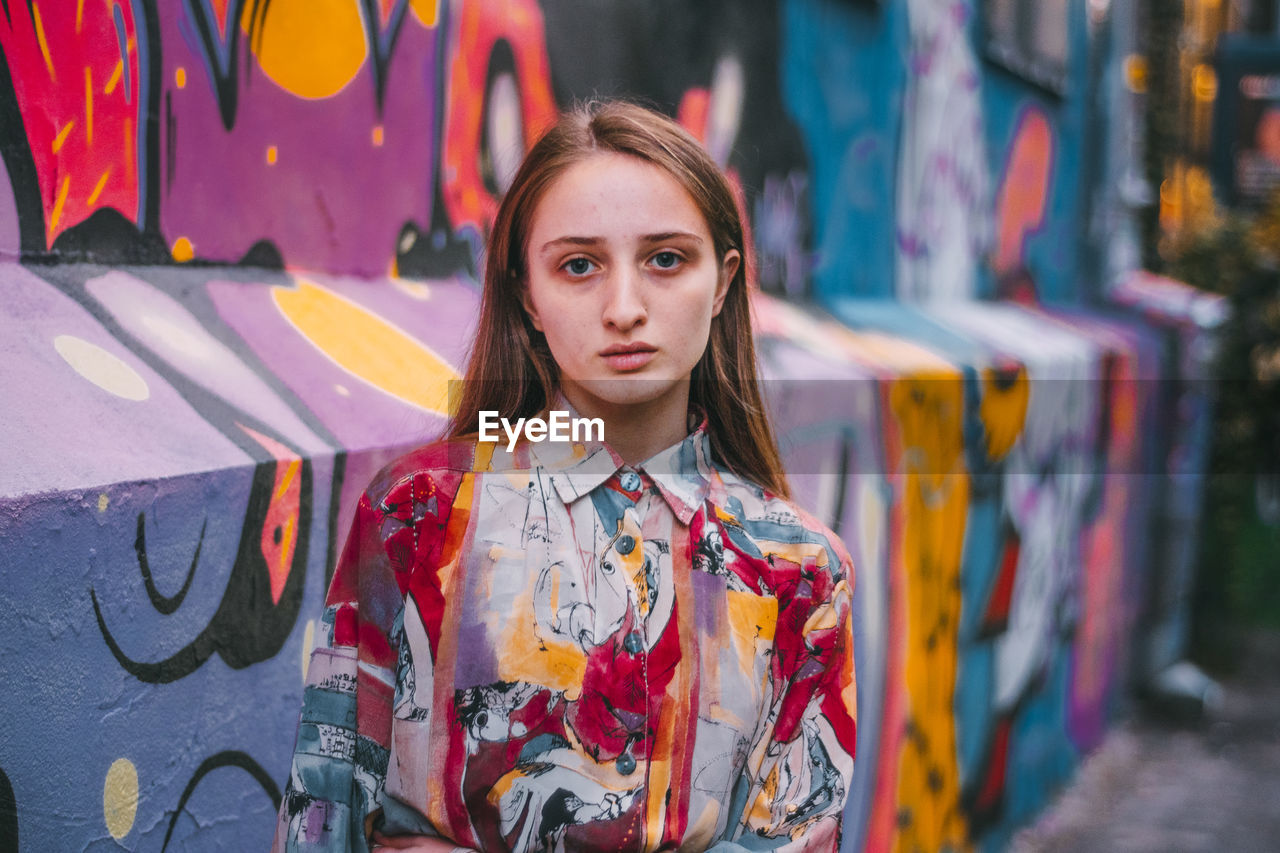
left=0, top=0, right=1095, bottom=302
left=768, top=294, right=1174, bottom=852
left=0, top=0, right=811, bottom=291
left=0, top=1, right=1219, bottom=852
left=0, top=264, right=1193, bottom=852
left=0, top=263, right=476, bottom=849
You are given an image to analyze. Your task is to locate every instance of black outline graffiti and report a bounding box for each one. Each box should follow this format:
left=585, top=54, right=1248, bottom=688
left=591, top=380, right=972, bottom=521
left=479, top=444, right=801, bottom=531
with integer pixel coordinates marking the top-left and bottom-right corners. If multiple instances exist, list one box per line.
left=184, top=0, right=249, bottom=130
left=0, top=765, right=17, bottom=852
left=91, top=457, right=312, bottom=683
left=141, top=0, right=164, bottom=238
left=47, top=207, right=171, bottom=264
left=164, top=88, right=176, bottom=192
left=359, top=0, right=409, bottom=113
left=393, top=184, right=477, bottom=279
left=160, top=751, right=281, bottom=852
left=0, top=30, right=49, bottom=258
left=185, top=0, right=413, bottom=127
left=136, top=513, right=205, bottom=615
left=325, top=450, right=345, bottom=591
left=478, top=38, right=519, bottom=198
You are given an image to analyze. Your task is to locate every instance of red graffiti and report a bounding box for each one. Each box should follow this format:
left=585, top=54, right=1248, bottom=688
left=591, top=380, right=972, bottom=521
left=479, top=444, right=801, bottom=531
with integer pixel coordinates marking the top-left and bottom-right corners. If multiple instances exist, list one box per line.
left=238, top=424, right=304, bottom=605
left=441, top=0, right=556, bottom=237
left=0, top=1, right=143, bottom=245
left=993, top=106, right=1053, bottom=277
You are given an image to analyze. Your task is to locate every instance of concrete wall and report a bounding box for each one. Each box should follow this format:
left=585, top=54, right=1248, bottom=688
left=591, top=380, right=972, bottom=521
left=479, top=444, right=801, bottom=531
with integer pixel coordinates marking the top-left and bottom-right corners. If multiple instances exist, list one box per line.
left=0, top=1, right=1221, bottom=851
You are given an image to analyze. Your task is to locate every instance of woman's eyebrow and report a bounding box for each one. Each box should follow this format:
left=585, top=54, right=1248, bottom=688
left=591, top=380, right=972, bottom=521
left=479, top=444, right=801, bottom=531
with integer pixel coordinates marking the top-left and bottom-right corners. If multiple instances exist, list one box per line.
left=538, top=236, right=601, bottom=255
left=640, top=231, right=703, bottom=244
left=537, top=231, right=704, bottom=256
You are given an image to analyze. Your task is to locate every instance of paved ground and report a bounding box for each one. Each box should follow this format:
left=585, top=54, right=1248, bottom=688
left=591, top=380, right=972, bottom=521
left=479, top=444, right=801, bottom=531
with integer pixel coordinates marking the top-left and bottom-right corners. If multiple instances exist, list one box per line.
left=1011, top=631, right=1280, bottom=853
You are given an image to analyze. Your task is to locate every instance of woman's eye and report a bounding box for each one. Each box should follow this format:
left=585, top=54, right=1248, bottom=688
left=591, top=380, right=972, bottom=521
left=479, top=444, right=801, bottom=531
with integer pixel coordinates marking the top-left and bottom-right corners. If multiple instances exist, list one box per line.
left=564, top=257, right=595, bottom=276
left=651, top=251, right=681, bottom=270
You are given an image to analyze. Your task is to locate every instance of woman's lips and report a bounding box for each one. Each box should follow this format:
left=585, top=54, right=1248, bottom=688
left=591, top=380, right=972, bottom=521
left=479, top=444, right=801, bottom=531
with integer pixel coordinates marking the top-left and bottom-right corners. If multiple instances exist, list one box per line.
left=600, top=345, right=657, bottom=372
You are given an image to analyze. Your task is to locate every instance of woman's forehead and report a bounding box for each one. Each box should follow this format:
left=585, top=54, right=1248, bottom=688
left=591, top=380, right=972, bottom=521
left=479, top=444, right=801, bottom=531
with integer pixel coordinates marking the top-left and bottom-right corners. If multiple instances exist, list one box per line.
left=528, top=152, right=711, bottom=245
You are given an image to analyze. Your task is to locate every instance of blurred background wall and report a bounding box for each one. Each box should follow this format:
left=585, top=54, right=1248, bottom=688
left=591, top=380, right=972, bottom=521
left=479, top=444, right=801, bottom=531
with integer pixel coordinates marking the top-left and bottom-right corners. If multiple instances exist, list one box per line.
left=0, top=1, right=1275, bottom=851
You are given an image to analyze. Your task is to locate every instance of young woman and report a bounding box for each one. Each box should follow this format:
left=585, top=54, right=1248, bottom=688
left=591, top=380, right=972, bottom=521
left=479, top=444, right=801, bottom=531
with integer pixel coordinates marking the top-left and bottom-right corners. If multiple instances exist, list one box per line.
left=273, top=101, right=856, bottom=853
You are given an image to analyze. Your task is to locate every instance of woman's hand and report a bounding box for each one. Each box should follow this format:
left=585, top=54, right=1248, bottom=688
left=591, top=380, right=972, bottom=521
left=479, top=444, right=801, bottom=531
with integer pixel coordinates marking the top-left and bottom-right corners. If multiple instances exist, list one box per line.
left=371, top=830, right=477, bottom=852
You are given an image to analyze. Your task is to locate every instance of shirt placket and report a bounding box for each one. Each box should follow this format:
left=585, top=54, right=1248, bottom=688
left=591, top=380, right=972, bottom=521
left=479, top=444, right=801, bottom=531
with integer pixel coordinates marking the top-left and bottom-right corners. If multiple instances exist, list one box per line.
left=603, top=468, right=660, bottom=851
left=634, top=476, right=657, bottom=853
left=625, top=469, right=665, bottom=852
left=548, top=462, right=679, bottom=852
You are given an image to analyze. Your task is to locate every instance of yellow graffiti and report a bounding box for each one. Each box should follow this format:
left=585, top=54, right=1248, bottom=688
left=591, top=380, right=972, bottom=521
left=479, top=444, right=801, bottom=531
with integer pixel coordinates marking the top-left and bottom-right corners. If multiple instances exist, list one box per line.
left=32, top=2, right=55, bottom=80
left=84, top=66, right=94, bottom=145
left=889, top=368, right=971, bottom=853
left=52, top=121, right=75, bottom=153
left=409, top=0, right=440, bottom=27
left=48, top=175, right=71, bottom=236
left=271, top=279, right=458, bottom=415
left=885, top=359, right=1029, bottom=852
left=171, top=236, right=194, bottom=262
left=103, top=758, right=139, bottom=839
left=87, top=170, right=111, bottom=207
left=244, top=0, right=367, bottom=99
left=979, top=365, right=1029, bottom=462
left=106, top=60, right=123, bottom=94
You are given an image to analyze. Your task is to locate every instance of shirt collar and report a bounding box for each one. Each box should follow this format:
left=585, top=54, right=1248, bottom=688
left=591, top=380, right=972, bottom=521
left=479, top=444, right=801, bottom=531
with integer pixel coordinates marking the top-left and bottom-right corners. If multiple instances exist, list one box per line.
left=528, top=400, right=715, bottom=525
left=641, top=417, right=716, bottom=524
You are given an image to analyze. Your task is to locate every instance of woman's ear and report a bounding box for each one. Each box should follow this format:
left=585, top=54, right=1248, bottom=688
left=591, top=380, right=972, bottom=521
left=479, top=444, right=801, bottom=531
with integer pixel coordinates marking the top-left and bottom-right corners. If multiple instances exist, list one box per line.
left=518, top=282, right=544, bottom=332
left=712, top=249, right=740, bottom=317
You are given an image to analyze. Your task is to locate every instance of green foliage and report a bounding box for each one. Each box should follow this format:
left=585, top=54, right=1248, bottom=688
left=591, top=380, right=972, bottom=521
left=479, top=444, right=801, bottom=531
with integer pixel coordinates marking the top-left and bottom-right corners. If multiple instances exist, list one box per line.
left=1167, top=197, right=1280, bottom=650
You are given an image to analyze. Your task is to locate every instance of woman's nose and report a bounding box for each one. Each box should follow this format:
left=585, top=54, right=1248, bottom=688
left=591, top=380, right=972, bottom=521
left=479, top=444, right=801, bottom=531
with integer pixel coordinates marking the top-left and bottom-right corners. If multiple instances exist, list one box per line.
left=601, top=266, right=647, bottom=330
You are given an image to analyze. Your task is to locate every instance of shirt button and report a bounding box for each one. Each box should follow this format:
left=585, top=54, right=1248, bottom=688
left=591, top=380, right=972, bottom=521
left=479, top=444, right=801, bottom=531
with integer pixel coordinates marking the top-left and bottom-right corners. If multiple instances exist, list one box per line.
left=615, top=534, right=636, bottom=555
left=623, top=631, right=644, bottom=654
left=620, top=471, right=641, bottom=492
left=615, top=751, right=637, bottom=775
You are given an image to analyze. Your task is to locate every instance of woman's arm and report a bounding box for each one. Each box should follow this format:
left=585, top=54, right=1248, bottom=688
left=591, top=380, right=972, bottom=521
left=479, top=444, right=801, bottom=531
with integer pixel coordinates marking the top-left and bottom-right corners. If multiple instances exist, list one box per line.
left=271, top=485, right=415, bottom=852
left=715, top=553, right=858, bottom=852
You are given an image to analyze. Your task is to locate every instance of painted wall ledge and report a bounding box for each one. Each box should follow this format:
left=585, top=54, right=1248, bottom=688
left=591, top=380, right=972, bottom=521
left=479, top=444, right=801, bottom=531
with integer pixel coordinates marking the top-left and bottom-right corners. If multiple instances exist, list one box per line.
left=0, top=261, right=1223, bottom=852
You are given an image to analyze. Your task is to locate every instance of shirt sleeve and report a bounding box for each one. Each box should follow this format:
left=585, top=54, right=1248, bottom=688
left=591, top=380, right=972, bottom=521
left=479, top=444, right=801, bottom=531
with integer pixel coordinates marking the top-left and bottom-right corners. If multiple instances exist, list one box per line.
left=272, top=486, right=404, bottom=853
left=718, top=550, right=858, bottom=853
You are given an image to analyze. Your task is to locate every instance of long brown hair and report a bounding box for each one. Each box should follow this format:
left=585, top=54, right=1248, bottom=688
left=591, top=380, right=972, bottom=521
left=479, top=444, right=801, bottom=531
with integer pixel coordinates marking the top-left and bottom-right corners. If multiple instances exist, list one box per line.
left=446, top=100, right=790, bottom=498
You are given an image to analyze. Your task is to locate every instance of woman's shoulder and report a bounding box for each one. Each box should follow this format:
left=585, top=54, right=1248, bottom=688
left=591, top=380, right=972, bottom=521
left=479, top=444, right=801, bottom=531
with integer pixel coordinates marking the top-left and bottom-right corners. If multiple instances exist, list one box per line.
left=361, top=434, right=493, bottom=505
left=711, top=469, right=854, bottom=584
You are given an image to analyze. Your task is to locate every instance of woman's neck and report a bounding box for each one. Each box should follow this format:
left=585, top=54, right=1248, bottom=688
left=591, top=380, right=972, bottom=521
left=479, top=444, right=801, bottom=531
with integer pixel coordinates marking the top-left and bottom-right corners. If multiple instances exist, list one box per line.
left=559, top=382, right=691, bottom=466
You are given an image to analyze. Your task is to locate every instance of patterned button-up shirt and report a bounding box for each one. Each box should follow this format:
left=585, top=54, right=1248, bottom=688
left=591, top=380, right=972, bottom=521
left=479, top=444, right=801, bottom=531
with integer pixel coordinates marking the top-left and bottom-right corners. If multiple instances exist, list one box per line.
left=273, top=423, right=856, bottom=852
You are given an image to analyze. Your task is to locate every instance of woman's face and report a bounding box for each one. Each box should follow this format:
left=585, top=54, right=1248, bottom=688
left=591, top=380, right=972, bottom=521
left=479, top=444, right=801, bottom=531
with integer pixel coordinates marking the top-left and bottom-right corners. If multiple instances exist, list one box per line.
left=521, top=151, right=740, bottom=418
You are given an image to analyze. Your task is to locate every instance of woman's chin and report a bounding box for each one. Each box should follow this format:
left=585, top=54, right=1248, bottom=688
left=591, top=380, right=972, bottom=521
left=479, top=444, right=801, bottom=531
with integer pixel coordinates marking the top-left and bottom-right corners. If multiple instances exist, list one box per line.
left=571, top=376, right=687, bottom=411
